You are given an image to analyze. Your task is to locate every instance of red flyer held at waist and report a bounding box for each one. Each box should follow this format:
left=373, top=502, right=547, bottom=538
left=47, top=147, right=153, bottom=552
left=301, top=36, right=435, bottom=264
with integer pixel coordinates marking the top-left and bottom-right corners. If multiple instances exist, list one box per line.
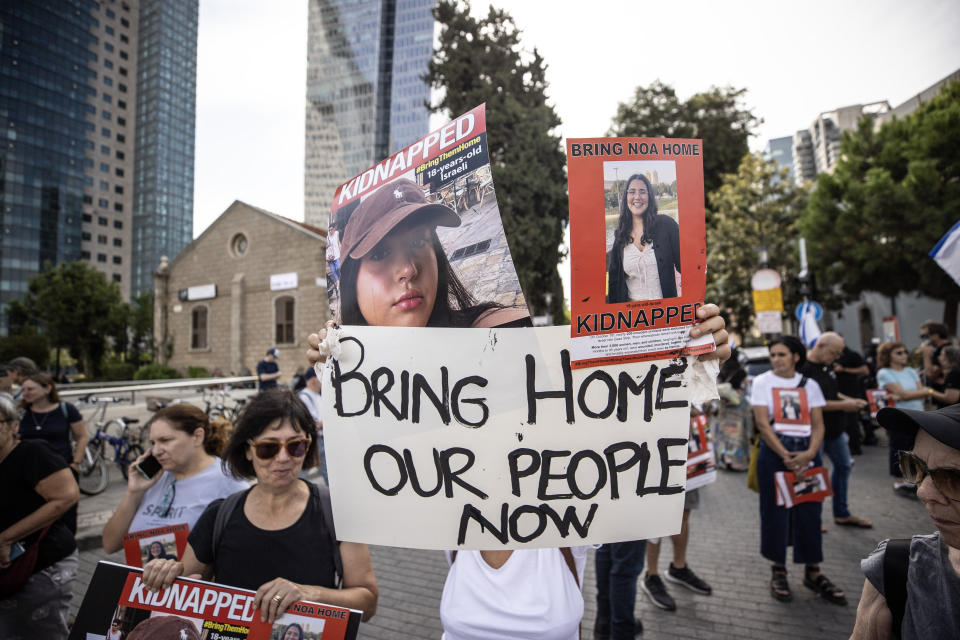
left=69, top=561, right=361, bottom=640
left=567, top=137, right=712, bottom=369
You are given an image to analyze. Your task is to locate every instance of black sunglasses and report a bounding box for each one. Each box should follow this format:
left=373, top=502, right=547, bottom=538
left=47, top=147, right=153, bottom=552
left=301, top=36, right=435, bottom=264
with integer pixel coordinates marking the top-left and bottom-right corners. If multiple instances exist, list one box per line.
left=248, top=436, right=311, bottom=460
left=899, top=451, right=960, bottom=501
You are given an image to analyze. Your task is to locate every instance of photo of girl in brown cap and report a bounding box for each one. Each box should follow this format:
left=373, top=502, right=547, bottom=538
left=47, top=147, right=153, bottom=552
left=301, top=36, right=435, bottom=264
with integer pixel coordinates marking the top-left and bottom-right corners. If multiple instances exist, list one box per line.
left=334, top=177, right=529, bottom=330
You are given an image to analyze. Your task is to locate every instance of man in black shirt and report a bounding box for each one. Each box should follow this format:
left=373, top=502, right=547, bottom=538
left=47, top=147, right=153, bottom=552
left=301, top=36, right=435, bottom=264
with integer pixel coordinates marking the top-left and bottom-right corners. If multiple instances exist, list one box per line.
left=256, top=348, right=281, bottom=392
left=834, top=346, right=869, bottom=453
left=802, top=332, right=872, bottom=528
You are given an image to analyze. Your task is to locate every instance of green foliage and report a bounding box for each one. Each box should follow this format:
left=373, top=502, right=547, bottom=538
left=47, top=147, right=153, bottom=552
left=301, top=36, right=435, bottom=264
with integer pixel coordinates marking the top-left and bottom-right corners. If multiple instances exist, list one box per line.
left=186, top=366, right=210, bottom=378
left=428, top=0, right=567, bottom=321
left=608, top=80, right=760, bottom=203
left=128, top=291, right=155, bottom=366
left=101, top=360, right=136, bottom=381
left=134, top=363, right=180, bottom=381
left=0, top=326, right=49, bottom=369
left=707, top=153, right=809, bottom=333
left=801, top=80, right=960, bottom=328
left=12, top=262, right=126, bottom=377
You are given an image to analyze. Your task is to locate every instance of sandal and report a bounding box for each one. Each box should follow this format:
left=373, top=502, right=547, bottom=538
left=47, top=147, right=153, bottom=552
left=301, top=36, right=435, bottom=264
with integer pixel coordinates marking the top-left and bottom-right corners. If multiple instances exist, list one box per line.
left=770, top=566, right=792, bottom=602
left=803, top=571, right=847, bottom=606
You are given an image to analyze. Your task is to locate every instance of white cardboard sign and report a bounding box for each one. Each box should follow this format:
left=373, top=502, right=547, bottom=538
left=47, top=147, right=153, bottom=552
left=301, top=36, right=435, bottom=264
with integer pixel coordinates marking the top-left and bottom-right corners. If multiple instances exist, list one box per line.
left=322, top=325, right=691, bottom=550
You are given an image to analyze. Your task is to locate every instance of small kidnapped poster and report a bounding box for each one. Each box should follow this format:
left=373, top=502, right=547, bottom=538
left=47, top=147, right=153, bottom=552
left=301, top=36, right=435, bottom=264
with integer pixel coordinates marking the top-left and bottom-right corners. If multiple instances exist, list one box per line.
left=323, top=103, right=530, bottom=330
left=70, top=561, right=361, bottom=640
left=567, top=138, right=711, bottom=368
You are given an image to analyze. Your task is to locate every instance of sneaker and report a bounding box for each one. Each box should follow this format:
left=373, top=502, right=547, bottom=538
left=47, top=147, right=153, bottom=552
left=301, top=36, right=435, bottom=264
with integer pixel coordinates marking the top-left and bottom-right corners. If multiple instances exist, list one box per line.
left=642, top=574, right=676, bottom=611
left=593, top=616, right=642, bottom=639
left=665, top=563, right=713, bottom=595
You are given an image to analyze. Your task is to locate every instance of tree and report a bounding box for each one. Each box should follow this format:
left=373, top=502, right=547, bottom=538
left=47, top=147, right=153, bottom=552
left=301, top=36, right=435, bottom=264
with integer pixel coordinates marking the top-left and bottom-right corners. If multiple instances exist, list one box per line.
left=427, top=0, right=567, bottom=321
left=707, top=153, right=808, bottom=334
left=0, top=325, right=49, bottom=370
left=801, top=80, right=960, bottom=330
left=12, top=262, right=127, bottom=377
left=608, top=81, right=760, bottom=202
left=128, top=291, right=155, bottom=366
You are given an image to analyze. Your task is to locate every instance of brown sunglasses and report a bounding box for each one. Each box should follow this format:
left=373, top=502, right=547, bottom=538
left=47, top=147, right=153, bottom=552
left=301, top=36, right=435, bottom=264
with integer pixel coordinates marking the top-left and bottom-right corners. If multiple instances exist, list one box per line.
left=248, top=436, right=311, bottom=460
left=899, top=450, right=960, bottom=501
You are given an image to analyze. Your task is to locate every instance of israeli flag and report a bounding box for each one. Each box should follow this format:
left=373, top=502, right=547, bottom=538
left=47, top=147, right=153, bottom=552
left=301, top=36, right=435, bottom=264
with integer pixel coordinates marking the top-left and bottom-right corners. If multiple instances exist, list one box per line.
left=799, top=301, right=821, bottom=348
left=930, top=221, right=960, bottom=287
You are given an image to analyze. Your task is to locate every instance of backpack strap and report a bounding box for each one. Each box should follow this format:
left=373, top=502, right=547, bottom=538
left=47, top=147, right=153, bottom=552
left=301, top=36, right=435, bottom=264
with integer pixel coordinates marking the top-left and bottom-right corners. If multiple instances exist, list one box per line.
left=883, top=538, right=911, bottom=639
left=798, top=375, right=809, bottom=388
left=211, top=489, right=247, bottom=565
left=309, top=480, right=343, bottom=588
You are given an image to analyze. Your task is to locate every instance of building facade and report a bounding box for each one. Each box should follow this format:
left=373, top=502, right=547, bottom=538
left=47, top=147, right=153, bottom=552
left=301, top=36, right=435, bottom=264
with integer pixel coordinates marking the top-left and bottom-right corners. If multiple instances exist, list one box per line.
left=154, top=201, right=329, bottom=380
left=304, top=0, right=435, bottom=228
left=132, top=0, right=198, bottom=297
left=0, top=0, right=196, bottom=324
left=791, top=102, right=890, bottom=185
left=763, top=136, right=794, bottom=182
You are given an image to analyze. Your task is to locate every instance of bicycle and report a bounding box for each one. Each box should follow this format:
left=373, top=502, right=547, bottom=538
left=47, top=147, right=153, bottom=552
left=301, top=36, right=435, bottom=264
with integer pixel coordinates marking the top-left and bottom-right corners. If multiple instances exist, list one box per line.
left=201, top=387, right=247, bottom=422
left=76, top=396, right=144, bottom=496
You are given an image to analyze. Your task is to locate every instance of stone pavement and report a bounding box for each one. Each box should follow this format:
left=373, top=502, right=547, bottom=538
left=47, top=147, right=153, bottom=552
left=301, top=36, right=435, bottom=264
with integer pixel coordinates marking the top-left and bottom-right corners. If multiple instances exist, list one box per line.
left=71, top=433, right=930, bottom=639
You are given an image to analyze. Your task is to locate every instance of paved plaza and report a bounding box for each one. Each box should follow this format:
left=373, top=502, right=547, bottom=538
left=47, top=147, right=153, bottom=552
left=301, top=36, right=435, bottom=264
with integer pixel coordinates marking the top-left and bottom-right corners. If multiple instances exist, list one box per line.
left=69, top=416, right=929, bottom=639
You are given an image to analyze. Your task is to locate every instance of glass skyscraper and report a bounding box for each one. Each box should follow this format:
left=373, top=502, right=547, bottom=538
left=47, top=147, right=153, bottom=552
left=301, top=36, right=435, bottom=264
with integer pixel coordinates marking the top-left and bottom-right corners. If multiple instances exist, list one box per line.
left=0, top=0, right=198, bottom=324
left=0, top=1, right=95, bottom=329
left=305, top=0, right=434, bottom=228
left=131, top=0, right=198, bottom=296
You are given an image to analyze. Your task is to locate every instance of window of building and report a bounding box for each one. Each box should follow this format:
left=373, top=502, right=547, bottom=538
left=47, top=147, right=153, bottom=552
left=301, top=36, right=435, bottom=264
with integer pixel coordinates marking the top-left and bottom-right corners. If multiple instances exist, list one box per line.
left=100, top=145, right=109, bottom=155
left=81, top=251, right=91, bottom=260
left=104, top=59, right=113, bottom=69
left=106, top=8, right=115, bottom=18
left=100, top=180, right=109, bottom=190
left=116, top=134, right=125, bottom=143
left=113, top=220, right=123, bottom=229
left=274, top=297, right=295, bottom=344
left=97, top=253, right=107, bottom=263
left=102, top=127, right=111, bottom=137
left=112, top=256, right=122, bottom=265
left=117, top=100, right=126, bottom=109
left=113, top=238, right=122, bottom=247
left=230, top=233, right=248, bottom=257
left=104, top=77, right=113, bottom=86
left=97, top=235, right=107, bottom=244
left=82, top=196, right=93, bottom=205
left=104, top=42, right=114, bottom=52
left=82, top=232, right=91, bottom=241
left=117, top=117, right=126, bottom=126
left=105, top=26, right=114, bottom=35
left=119, top=67, right=127, bottom=76
left=191, top=307, right=208, bottom=349
left=98, top=198, right=108, bottom=207
left=98, top=216, right=108, bottom=226
left=118, top=83, right=127, bottom=93
left=82, top=213, right=92, bottom=222
left=120, top=50, right=128, bottom=60
left=99, top=163, right=109, bottom=173
left=113, top=274, right=122, bottom=283
left=114, top=202, right=123, bottom=212
left=114, top=185, right=124, bottom=195
left=102, top=110, right=111, bottom=120
left=121, top=17, right=130, bottom=27
left=115, top=167, right=124, bottom=177
left=115, top=151, right=124, bottom=160
left=120, top=34, right=129, bottom=44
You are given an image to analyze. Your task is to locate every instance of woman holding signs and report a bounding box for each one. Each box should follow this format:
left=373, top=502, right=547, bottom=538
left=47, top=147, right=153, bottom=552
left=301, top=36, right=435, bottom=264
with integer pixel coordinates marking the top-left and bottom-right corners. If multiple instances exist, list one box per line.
left=140, top=390, right=379, bottom=624
left=606, top=173, right=681, bottom=303
left=750, top=336, right=846, bottom=606
left=306, top=175, right=730, bottom=639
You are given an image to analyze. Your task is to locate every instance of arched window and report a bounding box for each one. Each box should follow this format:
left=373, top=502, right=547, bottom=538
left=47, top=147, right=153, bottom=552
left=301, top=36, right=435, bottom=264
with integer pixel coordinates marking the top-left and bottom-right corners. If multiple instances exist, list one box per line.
left=191, top=306, right=208, bottom=349
left=275, top=296, right=295, bottom=344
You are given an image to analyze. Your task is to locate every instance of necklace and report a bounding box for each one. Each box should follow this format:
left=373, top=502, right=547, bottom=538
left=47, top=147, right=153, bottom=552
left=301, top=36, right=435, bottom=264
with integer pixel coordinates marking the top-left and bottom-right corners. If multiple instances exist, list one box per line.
left=31, top=408, right=52, bottom=431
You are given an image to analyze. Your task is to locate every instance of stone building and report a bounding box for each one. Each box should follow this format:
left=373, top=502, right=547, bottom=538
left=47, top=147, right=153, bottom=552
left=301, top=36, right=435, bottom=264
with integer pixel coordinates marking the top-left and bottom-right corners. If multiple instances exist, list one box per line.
left=153, top=201, right=329, bottom=381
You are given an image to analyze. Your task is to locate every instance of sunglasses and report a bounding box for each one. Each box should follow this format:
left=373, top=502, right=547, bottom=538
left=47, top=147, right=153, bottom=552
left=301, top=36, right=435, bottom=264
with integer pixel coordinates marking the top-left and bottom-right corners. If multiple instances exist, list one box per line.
left=893, top=350, right=908, bottom=355
left=248, top=436, right=311, bottom=460
left=899, top=451, right=960, bottom=501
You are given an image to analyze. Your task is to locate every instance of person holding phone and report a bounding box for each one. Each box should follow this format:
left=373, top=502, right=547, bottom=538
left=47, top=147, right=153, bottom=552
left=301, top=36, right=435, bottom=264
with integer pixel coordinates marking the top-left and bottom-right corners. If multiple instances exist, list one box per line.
left=101, top=405, right=248, bottom=555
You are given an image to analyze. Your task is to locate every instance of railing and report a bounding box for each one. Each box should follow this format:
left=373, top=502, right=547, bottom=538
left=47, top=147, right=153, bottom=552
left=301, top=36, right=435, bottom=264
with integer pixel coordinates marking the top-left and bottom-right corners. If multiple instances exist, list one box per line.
left=58, top=376, right=258, bottom=403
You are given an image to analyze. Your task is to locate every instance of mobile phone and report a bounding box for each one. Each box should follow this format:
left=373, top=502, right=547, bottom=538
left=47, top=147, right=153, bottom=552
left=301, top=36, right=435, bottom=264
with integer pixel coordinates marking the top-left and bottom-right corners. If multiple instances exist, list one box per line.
left=135, top=454, right=163, bottom=480
left=9, top=541, right=26, bottom=562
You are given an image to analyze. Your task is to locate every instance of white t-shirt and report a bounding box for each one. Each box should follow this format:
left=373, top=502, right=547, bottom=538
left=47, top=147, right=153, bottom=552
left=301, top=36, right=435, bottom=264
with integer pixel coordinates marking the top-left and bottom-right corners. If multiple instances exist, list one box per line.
left=440, top=547, right=587, bottom=640
left=127, top=456, right=248, bottom=534
left=749, top=370, right=826, bottom=437
left=298, top=387, right=323, bottom=425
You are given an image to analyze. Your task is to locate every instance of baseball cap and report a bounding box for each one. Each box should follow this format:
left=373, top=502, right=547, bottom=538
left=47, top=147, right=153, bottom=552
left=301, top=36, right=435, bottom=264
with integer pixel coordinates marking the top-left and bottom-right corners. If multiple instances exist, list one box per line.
left=304, top=366, right=317, bottom=381
left=126, top=615, right=201, bottom=640
left=339, top=178, right=460, bottom=261
left=266, top=348, right=279, bottom=358
left=877, top=403, right=960, bottom=451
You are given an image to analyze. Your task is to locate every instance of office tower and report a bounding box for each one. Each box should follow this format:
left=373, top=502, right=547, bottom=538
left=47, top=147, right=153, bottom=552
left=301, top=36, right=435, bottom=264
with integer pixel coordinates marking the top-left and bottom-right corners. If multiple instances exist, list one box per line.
left=305, top=0, right=435, bottom=228
left=791, top=102, right=890, bottom=185
left=0, top=1, right=95, bottom=329
left=763, top=136, right=795, bottom=183
left=131, top=0, right=198, bottom=296
left=0, top=0, right=196, bottom=323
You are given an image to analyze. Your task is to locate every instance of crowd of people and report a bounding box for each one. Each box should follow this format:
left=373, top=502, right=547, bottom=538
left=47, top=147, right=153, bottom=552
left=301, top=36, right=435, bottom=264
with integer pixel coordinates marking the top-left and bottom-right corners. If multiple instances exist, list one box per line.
left=1, top=311, right=958, bottom=639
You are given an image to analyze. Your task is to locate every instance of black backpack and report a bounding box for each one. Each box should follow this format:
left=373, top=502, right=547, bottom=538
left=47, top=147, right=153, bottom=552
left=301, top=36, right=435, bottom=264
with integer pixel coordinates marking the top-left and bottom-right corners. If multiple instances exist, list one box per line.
left=212, top=480, right=343, bottom=587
